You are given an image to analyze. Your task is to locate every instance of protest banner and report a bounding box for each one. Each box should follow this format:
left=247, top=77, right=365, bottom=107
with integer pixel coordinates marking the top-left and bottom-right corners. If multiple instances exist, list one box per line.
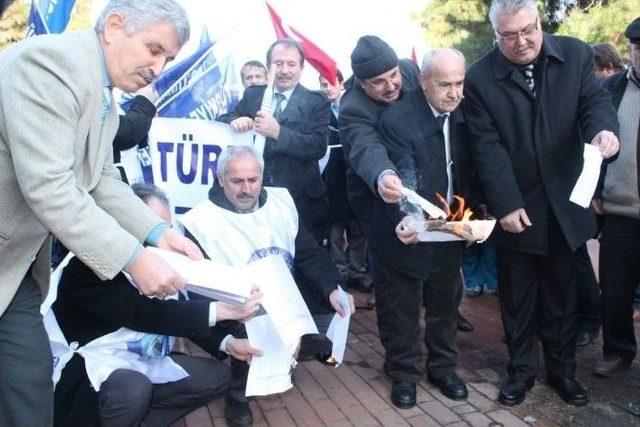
left=142, top=118, right=254, bottom=215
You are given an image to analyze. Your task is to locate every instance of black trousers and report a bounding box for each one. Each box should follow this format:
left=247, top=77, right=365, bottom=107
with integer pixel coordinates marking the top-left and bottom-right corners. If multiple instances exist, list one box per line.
left=497, top=229, right=579, bottom=382
left=372, top=243, right=464, bottom=382
left=576, top=244, right=601, bottom=334
left=600, top=214, right=640, bottom=360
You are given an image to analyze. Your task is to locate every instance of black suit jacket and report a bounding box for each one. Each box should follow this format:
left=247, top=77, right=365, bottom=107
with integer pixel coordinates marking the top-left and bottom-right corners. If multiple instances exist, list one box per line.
left=462, top=34, right=619, bottom=254
left=339, top=59, right=420, bottom=231
left=374, top=87, right=472, bottom=278
left=322, top=109, right=353, bottom=221
left=217, top=83, right=330, bottom=200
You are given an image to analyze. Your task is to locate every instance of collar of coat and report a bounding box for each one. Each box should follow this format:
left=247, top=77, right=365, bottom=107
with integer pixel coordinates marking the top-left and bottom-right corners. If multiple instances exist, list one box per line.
left=491, top=33, right=565, bottom=80
left=408, top=86, right=465, bottom=128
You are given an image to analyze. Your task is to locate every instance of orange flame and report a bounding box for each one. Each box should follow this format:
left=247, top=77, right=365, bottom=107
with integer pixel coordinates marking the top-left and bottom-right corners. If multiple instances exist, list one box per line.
left=436, top=193, right=473, bottom=222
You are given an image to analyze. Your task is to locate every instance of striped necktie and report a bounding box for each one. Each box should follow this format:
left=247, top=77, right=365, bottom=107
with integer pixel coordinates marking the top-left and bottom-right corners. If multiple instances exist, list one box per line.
left=523, top=64, right=535, bottom=94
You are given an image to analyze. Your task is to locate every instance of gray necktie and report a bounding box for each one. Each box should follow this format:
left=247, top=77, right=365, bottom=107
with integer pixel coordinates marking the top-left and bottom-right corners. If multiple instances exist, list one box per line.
left=273, top=92, right=285, bottom=119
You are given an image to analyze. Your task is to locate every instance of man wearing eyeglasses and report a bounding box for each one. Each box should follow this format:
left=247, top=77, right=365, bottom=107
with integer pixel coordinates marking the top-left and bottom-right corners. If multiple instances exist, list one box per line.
left=462, top=0, right=619, bottom=407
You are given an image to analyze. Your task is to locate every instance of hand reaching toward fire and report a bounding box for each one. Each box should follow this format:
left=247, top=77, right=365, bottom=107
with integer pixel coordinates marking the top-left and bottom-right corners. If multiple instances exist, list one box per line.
left=499, top=208, right=532, bottom=234
left=395, top=216, right=420, bottom=244
left=377, top=172, right=404, bottom=203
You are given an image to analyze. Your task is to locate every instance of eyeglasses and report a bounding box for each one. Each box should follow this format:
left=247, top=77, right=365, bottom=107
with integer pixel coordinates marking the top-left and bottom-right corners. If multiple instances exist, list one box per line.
left=495, top=17, right=539, bottom=44
left=363, top=68, right=400, bottom=91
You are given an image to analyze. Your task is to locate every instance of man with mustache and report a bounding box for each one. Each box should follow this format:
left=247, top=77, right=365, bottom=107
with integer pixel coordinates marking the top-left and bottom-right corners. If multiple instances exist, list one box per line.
left=179, top=145, right=356, bottom=425
left=0, top=1, right=202, bottom=425
left=374, top=49, right=474, bottom=408
left=462, top=0, right=619, bottom=407
left=217, top=38, right=331, bottom=244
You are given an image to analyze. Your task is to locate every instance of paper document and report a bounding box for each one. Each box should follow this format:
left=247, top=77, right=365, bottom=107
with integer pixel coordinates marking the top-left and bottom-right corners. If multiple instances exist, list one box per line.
left=325, top=286, right=351, bottom=365
left=570, top=144, right=603, bottom=208
left=147, top=248, right=253, bottom=301
left=246, top=255, right=318, bottom=349
left=245, top=314, right=295, bottom=396
left=413, top=219, right=497, bottom=243
left=401, top=187, right=447, bottom=219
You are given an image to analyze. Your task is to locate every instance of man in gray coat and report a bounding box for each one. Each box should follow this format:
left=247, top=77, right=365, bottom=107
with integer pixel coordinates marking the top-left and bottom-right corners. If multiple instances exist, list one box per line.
left=0, top=1, right=202, bottom=425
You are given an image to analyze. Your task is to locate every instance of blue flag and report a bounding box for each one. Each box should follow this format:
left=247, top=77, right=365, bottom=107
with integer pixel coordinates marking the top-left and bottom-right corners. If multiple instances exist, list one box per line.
left=153, top=29, right=240, bottom=120
left=27, top=0, right=76, bottom=37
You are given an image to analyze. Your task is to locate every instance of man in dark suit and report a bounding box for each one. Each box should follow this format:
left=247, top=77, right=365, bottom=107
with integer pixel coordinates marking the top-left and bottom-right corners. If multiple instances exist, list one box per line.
left=376, top=49, right=471, bottom=409
left=593, top=17, right=640, bottom=378
left=217, top=38, right=330, bottom=242
left=320, top=70, right=371, bottom=292
left=462, top=0, right=619, bottom=407
left=52, top=184, right=263, bottom=427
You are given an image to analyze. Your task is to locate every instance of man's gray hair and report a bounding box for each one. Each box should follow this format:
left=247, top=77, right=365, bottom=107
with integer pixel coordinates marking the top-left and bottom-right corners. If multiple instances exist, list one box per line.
left=216, top=145, right=264, bottom=180
left=421, top=49, right=465, bottom=76
left=131, top=183, right=170, bottom=207
left=488, top=0, right=538, bottom=29
left=95, top=0, right=190, bottom=46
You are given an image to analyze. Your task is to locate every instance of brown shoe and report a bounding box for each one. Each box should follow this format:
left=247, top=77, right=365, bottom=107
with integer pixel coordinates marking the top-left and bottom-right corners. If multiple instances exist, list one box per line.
left=593, top=355, right=633, bottom=378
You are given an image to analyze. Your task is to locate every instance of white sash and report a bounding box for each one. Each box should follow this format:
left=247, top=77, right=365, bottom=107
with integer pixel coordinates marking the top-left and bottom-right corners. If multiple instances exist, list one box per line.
left=42, top=255, right=188, bottom=391
left=180, top=187, right=298, bottom=268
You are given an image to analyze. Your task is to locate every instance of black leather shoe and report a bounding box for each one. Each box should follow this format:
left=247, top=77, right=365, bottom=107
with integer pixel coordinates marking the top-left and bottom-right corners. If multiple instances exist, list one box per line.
left=498, top=377, right=534, bottom=406
left=576, top=330, right=597, bottom=347
left=457, top=313, right=474, bottom=333
left=391, top=380, right=416, bottom=409
left=548, top=378, right=588, bottom=406
left=225, top=396, right=253, bottom=426
left=427, top=373, right=468, bottom=400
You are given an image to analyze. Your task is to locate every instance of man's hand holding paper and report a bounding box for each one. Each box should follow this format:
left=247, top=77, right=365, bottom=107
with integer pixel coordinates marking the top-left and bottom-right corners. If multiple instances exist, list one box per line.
left=590, top=130, right=619, bottom=158
left=217, top=286, right=263, bottom=323
left=329, top=288, right=356, bottom=317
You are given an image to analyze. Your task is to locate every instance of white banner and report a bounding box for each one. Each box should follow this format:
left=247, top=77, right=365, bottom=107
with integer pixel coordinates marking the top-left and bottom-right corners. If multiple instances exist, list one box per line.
left=146, top=117, right=255, bottom=215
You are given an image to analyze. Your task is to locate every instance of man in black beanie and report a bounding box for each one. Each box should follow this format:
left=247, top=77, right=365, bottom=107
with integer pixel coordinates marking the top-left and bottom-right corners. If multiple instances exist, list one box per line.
left=340, top=36, right=423, bottom=408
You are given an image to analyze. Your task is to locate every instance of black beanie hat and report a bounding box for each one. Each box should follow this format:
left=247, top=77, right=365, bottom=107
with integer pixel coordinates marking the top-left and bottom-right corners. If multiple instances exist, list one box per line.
left=350, top=35, right=399, bottom=80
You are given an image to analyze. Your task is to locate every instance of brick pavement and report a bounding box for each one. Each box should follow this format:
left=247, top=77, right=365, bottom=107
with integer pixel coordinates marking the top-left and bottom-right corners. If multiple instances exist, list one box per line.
left=172, top=241, right=640, bottom=427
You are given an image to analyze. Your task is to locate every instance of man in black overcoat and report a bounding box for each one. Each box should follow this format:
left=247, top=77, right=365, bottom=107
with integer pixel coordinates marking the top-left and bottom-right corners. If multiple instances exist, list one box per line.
left=376, top=49, right=474, bottom=408
left=462, top=0, right=619, bottom=406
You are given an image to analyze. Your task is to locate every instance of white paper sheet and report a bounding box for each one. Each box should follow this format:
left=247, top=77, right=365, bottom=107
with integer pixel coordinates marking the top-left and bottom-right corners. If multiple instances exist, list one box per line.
left=325, top=286, right=351, bottom=365
left=147, top=247, right=253, bottom=300
left=570, top=144, right=603, bottom=208
left=401, top=187, right=447, bottom=219
left=244, top=314, right=295, bottom=396
left=246, top=255, right=318, bottom=349
left=413, top=219, right=497, bottom=243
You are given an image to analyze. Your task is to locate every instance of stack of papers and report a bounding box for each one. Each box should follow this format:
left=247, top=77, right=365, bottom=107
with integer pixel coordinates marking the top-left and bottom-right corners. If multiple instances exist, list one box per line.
left=149, top=248, right=319, bottom=396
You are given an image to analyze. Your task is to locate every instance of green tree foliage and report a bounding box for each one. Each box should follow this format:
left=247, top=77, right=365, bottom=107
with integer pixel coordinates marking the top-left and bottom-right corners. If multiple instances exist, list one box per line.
left=0, top=0, right=94, bottom=51
left=0, top=0, right=29, bottom=50
left=415, top=0, right=494, bottom=65
left=555, top=0, right=638, bottom=58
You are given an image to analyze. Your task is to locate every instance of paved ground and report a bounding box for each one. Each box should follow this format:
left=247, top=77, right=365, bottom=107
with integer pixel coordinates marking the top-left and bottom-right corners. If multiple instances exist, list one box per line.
left=172, top=241, right=640, bottom=427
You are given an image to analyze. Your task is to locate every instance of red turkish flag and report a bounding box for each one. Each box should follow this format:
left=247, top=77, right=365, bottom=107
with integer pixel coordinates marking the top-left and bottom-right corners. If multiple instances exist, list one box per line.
left=265, top=1, right=338, bottom=85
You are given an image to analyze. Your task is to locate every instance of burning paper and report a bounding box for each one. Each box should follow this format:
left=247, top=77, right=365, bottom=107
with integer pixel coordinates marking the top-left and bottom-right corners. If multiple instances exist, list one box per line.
left=403, top=192, right=496, bottom=243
